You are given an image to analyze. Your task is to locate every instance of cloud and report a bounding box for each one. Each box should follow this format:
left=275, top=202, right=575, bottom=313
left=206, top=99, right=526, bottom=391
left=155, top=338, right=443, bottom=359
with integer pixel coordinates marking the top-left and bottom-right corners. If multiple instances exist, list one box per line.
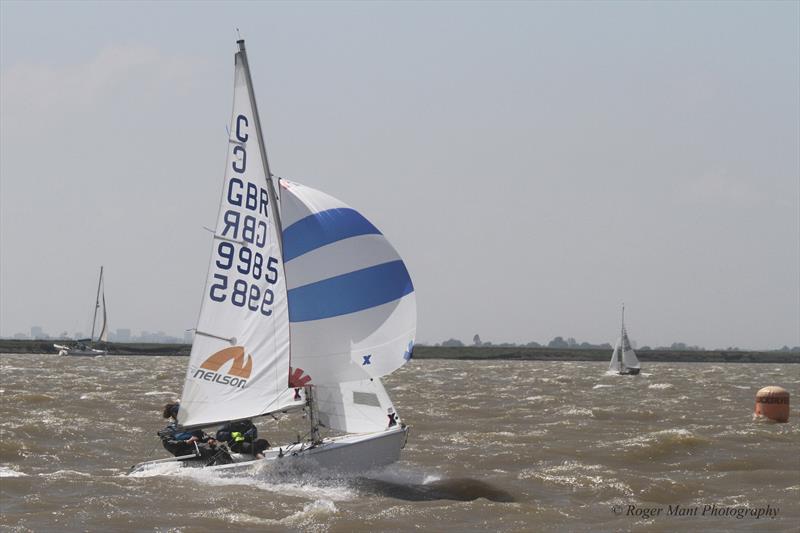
left=676, top=169, right=768, bottom=209
left=1, top=45, right=203, bottom=126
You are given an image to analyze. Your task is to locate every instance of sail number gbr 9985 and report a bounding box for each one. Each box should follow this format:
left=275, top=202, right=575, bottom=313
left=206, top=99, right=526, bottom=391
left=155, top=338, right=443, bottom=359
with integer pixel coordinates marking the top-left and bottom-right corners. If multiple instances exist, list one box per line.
left=209, top=243, right=278, bottom=315
left=209, top=113, right=279, bottom=316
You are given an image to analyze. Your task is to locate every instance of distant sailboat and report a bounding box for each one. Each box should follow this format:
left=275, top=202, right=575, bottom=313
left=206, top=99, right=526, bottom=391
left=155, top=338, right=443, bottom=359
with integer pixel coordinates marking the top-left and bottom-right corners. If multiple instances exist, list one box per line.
left=608, top=305, right=640, bottom=375
left=54, top=267, right=109, bottom=356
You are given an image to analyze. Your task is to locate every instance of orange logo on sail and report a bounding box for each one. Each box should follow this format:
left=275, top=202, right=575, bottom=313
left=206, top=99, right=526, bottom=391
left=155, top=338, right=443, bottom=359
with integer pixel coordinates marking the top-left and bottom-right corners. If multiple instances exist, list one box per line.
left=193, top=346, right=253, bottom=389
left=201, top=346, right=253, bottom=378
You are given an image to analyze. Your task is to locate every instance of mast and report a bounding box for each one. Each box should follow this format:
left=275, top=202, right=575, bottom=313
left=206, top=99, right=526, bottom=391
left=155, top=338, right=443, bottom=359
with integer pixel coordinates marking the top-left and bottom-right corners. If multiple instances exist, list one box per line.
left=305, top=385, right=321, bottom=444
left=235, top=39, right=284, bottom=256
left=236, top=37, right=298, bottom=400
left=91, top=266, right=103, bottom=340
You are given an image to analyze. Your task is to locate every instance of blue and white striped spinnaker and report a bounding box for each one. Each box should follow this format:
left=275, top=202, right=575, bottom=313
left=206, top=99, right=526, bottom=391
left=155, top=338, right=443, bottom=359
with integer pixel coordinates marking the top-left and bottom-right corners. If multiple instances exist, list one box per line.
left=280, top=179, right=416, bottom=386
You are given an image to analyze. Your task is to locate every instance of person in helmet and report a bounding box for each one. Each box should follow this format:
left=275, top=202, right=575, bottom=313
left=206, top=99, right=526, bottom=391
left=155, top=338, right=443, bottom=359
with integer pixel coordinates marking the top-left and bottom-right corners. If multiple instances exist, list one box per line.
left=216, top=419, right=270, bottom=459
left=158, top=402, right=220, bottom=458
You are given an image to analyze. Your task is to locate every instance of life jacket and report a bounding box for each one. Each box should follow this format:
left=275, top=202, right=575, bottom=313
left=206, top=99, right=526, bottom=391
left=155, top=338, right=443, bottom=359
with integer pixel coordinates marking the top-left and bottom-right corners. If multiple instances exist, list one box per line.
left=216, top=420, right=257, bottom=444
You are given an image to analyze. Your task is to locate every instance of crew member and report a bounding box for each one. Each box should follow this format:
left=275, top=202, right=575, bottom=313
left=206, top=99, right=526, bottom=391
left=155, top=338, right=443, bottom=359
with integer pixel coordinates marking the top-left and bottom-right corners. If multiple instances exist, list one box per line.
left=216, top=419, right=270, bottom=459
left=158, top=402, right=222, bottom=461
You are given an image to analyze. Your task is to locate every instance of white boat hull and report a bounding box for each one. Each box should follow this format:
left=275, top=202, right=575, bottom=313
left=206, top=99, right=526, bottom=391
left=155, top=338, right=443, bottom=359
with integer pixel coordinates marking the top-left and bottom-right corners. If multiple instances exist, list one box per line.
left=57, top=348, right=107, bottom=356
left=129, top=426, right=408, bottom=476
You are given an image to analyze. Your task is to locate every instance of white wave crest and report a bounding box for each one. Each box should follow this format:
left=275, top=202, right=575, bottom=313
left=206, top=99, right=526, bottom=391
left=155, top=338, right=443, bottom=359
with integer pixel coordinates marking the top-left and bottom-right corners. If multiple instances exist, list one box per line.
left=284, top=499, right=337, bottom=524
left=0, top=466, right=28, bottom=477
left=41, top=469, right=92, bottom=478
left=128, top=460, right=358, bottom=501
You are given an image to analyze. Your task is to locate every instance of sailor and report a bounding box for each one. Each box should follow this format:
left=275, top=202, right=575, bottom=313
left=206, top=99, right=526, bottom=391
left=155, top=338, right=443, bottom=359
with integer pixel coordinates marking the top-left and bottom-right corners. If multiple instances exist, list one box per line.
left=158, top=402, right=221, bottom=460
left=215, top=419, right=270, bottom=459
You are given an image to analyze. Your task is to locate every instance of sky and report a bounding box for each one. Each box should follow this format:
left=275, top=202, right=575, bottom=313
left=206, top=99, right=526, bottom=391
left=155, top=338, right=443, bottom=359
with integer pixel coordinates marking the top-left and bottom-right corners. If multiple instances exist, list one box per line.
left=1, top=1, right=798, bottom=350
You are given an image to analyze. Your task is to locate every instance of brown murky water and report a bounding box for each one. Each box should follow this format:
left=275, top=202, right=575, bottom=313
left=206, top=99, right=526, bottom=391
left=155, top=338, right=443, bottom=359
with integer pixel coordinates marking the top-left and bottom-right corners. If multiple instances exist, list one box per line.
left=1, top=355, right=798, bottom=532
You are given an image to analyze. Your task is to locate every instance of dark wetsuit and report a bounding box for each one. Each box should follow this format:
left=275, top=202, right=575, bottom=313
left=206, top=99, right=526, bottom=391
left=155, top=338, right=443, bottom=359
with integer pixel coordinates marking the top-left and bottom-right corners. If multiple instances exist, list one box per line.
left=158, top=422, right=217, bottom=458
left=216, top=420, right=269, bottom=457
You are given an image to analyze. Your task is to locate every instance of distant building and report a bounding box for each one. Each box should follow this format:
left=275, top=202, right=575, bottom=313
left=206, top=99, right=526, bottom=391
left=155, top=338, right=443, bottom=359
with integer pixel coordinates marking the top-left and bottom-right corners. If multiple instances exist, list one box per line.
left=30, top=326, right=47, bottom=340
left=184, top=330, right=194, bottom=344
left=116, top=328, right=132, bottom=342
left=13, top=332, right=28, bottom=340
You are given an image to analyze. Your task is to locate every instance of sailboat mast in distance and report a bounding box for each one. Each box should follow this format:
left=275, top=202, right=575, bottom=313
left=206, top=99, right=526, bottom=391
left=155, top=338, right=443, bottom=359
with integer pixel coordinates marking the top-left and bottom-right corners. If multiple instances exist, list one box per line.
left=91, top=266, right=104, bottom=340
left=55, top=267, right=109, bottom=356
left=608, top=303, right=640, bottom=375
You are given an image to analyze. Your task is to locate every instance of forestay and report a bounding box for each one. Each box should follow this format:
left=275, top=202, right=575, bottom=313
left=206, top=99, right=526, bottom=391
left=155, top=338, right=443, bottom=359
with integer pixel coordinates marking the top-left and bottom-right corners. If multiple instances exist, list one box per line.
left=179, top=50, right=291, bottom=428
left=280, top=179, right=416, bottom=385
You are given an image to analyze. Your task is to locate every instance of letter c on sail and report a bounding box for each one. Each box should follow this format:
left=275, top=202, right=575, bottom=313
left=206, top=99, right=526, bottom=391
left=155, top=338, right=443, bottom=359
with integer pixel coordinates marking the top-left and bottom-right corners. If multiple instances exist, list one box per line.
left=200, top=346, right=253, bottom=378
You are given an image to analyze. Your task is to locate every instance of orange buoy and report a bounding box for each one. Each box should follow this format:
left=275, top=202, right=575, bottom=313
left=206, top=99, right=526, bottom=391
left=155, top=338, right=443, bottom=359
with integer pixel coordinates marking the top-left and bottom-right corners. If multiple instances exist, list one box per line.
left=754, top=386, right=790, bottom=423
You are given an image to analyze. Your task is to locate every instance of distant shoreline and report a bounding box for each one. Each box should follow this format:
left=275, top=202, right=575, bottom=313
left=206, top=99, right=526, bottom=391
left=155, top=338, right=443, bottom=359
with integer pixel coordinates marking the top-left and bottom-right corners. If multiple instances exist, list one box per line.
left=1, top=340, right=798, bottom=363
left=411, top=346, right=800, bottom=364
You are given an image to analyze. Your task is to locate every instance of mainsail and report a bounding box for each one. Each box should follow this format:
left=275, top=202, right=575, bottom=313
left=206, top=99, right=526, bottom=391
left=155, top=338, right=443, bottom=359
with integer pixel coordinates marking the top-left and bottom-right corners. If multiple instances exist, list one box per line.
left=178, top=44, right=291, bottom=428
left=280, top=179, right=417, bottom=385
left=620, top=328, right=640, bottom=370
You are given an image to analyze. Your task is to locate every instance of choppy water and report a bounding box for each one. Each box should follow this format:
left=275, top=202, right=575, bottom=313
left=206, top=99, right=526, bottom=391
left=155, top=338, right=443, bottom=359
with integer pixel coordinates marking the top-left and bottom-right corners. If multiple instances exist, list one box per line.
left=1, top=355, right=798, bottom=532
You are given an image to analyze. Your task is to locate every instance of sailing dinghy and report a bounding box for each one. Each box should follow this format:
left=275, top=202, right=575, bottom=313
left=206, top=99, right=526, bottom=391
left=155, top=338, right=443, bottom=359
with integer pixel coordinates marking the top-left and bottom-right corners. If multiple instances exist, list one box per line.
left=54, top=266, right=109, bottom=356
left=130, top=39, right=416, bottom=475
left=608, top=305, right=640, bottom=375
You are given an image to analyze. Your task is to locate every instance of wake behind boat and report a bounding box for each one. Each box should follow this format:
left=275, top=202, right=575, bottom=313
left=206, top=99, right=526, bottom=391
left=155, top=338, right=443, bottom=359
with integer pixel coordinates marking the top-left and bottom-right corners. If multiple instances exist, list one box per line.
left=607, top=305, right=640, bottom=375
left=55, top=266, right=109, bottom=356
left=130, top=39, right=416, bottom=476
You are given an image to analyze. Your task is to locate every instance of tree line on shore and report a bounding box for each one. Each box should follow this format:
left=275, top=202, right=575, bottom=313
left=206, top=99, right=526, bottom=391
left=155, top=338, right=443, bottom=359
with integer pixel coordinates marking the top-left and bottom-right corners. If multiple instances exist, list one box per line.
left=427, top=334, right=799, bottom=353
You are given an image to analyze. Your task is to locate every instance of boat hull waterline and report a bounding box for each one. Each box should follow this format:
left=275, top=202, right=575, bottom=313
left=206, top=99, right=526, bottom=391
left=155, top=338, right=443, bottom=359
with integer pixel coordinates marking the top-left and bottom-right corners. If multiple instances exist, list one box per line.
left=129, top=426, right=408, bottom=476
left=54, top=344, right=107, bottom=357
